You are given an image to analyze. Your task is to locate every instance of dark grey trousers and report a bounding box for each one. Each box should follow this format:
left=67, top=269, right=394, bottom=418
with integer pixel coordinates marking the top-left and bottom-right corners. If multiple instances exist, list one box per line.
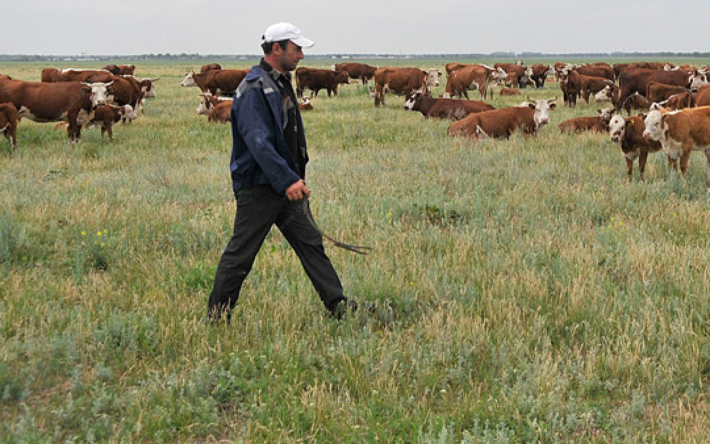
left=208, top=185, right=345, bottom=320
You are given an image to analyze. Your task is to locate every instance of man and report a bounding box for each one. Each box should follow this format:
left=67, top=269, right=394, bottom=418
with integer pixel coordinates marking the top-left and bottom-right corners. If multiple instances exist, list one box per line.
left=208, top=22, right=358, bottom=321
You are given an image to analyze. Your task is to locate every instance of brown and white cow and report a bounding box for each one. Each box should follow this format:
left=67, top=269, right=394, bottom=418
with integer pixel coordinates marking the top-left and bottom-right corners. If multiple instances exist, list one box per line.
left=180, top=69, right=248, bottom=96
left=41, top=67, right=59, bottom=83
left=0, top=102, right=18, bottom=149
left=608, top=114, right=673, bottom=181
left=86, top=104, right=136, bottom=141
left=208, top=100, right=233, bottom=123
left=373, top=67, right=438, bottom=107
left=295, top=67, right=350, bottom=98
left=200, top=63, right=222, bottom=73
left=332, top=62, right=378, bottom=86
left=196, top=92, right=231, bottom=115
left=494, top=63, right=532, bottom=88
left=299, top=97, right=314, bottom=111
left=0, top=75, right=112, bottom=143
left=580, top=75, right=615, bottom=104
left=695, top=84, right=710, bottom=107
left=576, top=63, right=615, bottom=81
left=559, top=66, right=582, bottom=107
left=444, top=65, right=504, bottom=100
left=530, top=64, right=554, bottom=88
left=646, top=81, right=691, bottom=104
left=643, top=106, right=710, bottom=179
left=500, top=87, right=522, bottom=96
left=557, top=108, right=613, bottom=134
left=103, top=65, right=136, bottom=76
left=594, top=84, right=619, bottom=105
left=403, top=92, right=494, bottom=120
left=655, top=91, right=695, bottom=110
left=51, top=69, right=114, bottom=83
left=447, top=96, right=556, bottom=139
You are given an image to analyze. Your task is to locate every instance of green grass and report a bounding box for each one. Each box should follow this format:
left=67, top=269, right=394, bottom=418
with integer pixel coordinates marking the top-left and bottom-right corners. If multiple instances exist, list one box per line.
left=2, top=57, right=710, bottom=442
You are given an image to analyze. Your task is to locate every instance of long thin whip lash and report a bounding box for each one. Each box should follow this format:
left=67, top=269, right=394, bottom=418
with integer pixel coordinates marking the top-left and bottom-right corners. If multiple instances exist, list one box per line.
left=301, top=197, right=373, bottom=255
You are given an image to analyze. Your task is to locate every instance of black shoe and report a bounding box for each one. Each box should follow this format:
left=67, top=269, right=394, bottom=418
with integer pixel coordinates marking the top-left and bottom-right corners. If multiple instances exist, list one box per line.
left=331, top=298, right=359, bottom=320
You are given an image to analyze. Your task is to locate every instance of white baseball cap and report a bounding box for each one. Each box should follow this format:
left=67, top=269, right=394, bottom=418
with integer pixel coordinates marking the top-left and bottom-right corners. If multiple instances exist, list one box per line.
left=261, top=22, right=315, bottom=49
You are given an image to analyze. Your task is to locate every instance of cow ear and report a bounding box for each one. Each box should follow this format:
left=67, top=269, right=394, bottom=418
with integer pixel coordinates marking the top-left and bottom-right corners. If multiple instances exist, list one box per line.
left=549, top=103, right=556, bottom=110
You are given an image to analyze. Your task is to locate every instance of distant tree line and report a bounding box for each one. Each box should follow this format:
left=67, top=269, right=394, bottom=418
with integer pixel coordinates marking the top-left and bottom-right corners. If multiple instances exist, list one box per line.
left=1, top=51, right=710, bottom=62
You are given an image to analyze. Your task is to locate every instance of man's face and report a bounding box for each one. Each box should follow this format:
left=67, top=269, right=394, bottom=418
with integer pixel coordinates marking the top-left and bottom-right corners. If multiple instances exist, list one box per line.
left=277, top=41, right=304, bottom=72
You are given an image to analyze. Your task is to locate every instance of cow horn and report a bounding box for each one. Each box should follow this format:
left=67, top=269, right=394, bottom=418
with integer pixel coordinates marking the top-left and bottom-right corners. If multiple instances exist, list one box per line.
left=526, top=94, right=534, bottom=102
left=151, top=77, right=161, bottom=82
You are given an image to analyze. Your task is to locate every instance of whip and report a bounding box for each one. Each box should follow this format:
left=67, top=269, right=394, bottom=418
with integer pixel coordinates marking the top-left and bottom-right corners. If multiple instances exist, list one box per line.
left=301, top=197, right=373, bottom=255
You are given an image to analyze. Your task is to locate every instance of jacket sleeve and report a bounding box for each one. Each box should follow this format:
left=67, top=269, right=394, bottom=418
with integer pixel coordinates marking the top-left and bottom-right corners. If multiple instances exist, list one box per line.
left=235, top=87, right=301, bottom=194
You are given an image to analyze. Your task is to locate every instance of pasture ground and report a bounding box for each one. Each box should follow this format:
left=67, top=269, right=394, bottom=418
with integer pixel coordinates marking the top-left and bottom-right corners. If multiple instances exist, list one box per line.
left=2, top=58, right=710, bottom=442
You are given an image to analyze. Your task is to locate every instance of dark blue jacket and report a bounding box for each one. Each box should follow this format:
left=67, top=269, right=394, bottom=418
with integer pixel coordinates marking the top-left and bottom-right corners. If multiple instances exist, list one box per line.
left=229, top=65, right=308, bottom=194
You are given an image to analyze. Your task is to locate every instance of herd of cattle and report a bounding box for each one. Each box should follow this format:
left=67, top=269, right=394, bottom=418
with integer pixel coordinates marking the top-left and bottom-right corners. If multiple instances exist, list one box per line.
left=3, top=59, right=710, bottom=182
left=0, top=64, right=157, bottom=146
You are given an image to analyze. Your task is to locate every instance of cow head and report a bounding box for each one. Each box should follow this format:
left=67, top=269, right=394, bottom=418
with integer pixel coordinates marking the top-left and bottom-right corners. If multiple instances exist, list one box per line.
left=642, top=110, right=667, bottom=141
left=403, top=91, right=424, bottom=110
left=598, top=108, right=613, bottom=125
left=608, top=115, right=629, bottom=142
left=196, top=93, right=213, bottom=115
left=594, top=85, right=614, bottom=103
left=121, top=105, right=137, bottom=122
left=526, top=95, right=557, bottom=127
left=181, top=71, right=197, bottom=87
left=83, top=81, right=113, bottom=108
left=688, top=70, right=708, bottom=91
left=426, top=69, right=441, bottom=87
left=493, top=67, right=508, bottom=83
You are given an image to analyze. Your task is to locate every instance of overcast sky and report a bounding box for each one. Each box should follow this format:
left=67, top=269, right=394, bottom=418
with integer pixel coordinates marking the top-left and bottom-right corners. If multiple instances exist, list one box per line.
left=3, top=0, right=709, bottom=56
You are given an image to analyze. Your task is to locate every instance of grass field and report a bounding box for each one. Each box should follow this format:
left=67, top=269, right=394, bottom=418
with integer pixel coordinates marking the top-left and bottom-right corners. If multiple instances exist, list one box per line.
left=2, top=57, right=710, bottom=443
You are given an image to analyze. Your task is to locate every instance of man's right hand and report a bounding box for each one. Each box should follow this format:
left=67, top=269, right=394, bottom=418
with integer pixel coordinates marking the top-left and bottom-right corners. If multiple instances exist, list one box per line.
left=285, top=179, right=311, bottom=201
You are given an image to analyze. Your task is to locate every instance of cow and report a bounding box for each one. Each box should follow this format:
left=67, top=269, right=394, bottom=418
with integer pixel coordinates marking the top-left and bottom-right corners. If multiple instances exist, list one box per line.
left=557, top=108, right=613, bottom=134
left=102, top=64, right=136, bottom=76
left=86, top=104, right=136, bottom=141
left=448, top=96, right=556, bottom=139
left=643, top=106, right=710, bottom=179
left=594, top=84, right=618, bottom=104
left=200, top=63, right=222, bottom=73
left=0, top=75, right=112, bottom=143
left=646, top=82, right=691, bottom=104
left=494, top=63, right=532, bottom=88
left=608, top=114, right=673, bottom=181
left=623, top=93, right=652, bottom=113
left=696, top=84, right=710, bottom=106
left=559, top=66, right=582, bottom=107
left=580, top=75, right=615, bottom=104
left=105, top=75, right=145, bottom=120
left=373, top=67, right=438, bottom=107
left=0, top=102, right=18, bottom=149
left=403, top=92, right=494, bottom=120
left=295, top=67, right=350, bottom=98
left=655, top=91, right=695, bottom=110
left=299, top=97, right=314, bottom=111
left=195, top=92, right=230, bottom=115
left=180, top=69, right=248, bottom=96
left=444, top=65, right=503, bottom=100
left=576, top=63, right=614, bottom=81
left=208, top=100, right=233, bottom=123
left=41, top=67, right=59, bottom=83
left=530, top=64, right=554, bottom=88
left=51, top=69, right=114, bottom=83
left=617, top=67, right=707, bottom=113
left=332, top=62, right=378, bottom=86
left=500, top=87, right=521, bottom=96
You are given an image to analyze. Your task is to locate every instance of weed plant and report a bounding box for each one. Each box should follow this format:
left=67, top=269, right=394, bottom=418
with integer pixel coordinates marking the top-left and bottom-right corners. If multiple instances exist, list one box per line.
left=2, top=58, right=710, bottom=442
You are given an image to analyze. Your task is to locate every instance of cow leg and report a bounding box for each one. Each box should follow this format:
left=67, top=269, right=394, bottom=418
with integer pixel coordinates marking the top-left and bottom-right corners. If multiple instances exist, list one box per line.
left=67, top=118, right=78, bottom=144
left=625, top=157, right=634, bottom=181
left=679, top=150, right=691, bottom=176
left=667, top=155, right=678, bottom=173
left=638, top=151, right=649, bottom=181
left=107, top=124, right=114, bottom=142
left=705, top=149, right=710, bottom=182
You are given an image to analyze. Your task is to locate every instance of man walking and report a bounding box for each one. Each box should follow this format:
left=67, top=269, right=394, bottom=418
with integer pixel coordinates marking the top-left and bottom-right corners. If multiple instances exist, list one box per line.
left=208, top=22, right=358, bottom=321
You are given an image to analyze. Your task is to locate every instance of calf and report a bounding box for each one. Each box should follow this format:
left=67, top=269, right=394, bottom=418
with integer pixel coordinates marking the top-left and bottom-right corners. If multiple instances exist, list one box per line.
left=196, top=92, right=231, bottom=115
left=448, top=97, right=556, bottom=139
left=622, top=93, right=652, bottom=114
left=208, top=100, right=233, bottom=123
left=200, top=63, right=222, bottom=73
left=88, top=104, right=136, bottom=141
left=500, top=87, right=521, bottom=96
left=557, top=108, right=613, bottom=133
left=299, top=97, right=313, bottom=111
left=295, top=67, right=349, bottom=98
left=0, top=102, right=18, bottom=149
left=403, top=92, right=494, bottom=120
left=643, top=106, right=710, bottom=178
left=608, top=114, right=672, bottom=181
left=559, top=67, right=582, bottom=107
